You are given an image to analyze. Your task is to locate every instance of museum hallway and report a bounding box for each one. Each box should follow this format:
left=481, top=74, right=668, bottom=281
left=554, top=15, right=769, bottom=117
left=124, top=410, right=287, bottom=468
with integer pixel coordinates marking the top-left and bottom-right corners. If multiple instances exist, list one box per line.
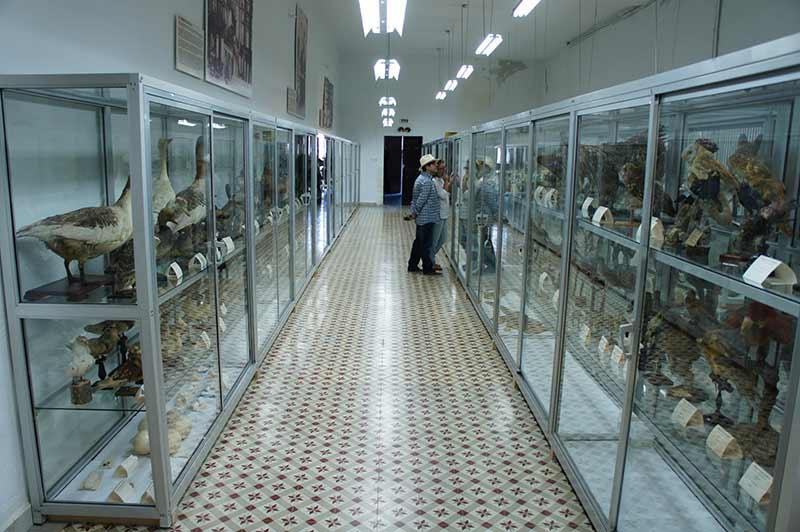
left=58, top=206, right=592, bottom=532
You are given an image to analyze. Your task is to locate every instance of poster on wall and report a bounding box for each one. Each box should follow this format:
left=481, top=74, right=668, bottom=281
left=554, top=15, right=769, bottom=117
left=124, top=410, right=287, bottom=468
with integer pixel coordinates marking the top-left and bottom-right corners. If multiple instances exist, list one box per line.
left=287, top=4, right=308, bottom=119
left=319, top=77, right=334, bottom=129
left=205, top=0, right=253, bottom=97
left=175, top=15, right=205, bottom=80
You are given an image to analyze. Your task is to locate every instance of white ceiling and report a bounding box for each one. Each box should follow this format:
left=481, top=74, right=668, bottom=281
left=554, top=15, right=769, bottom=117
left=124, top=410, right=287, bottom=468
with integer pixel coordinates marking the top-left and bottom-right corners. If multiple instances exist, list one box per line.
left=320, top=0, right=642, bottom=64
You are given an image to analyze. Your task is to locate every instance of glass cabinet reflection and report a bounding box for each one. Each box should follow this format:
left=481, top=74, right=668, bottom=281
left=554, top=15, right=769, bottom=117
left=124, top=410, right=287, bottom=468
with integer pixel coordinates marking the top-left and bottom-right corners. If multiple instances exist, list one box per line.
left=520, top=115, right=570, bottom=417
left=555, top=104, right=651, bottom=514
left=276, top=128, right=292, bottom=314
left=497, top=125, right=530, bottom=351
left=253, top=124, right=278, bottom=351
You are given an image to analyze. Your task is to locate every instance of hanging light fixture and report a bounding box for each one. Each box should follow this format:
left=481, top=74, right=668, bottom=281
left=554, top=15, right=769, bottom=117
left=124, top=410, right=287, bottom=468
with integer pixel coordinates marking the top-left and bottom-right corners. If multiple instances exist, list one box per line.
left=383, top=118, right=395, bottom=127
left=456, top=5, right=474, bottom=79
left=386, top=0, right=407, bottom=36
left=435, top=91, right=447, bottom=101
left=379, top=96, right=397, bottom=106
left=512, top=0, right=542, bottom=18
left=444, top=30, right=458, bottom=92
left=456, top=65, right=474, bottom=79
left=434, top=48, right=447, bottom=101
left=475, top=0, right=503, bottom=56
left=373, top=59, right=401, bottom=80
left=381, top=108, right=396, bottom=117
left=358, top=0, right=380, bottom=36
left=359, top=0, right=407, bottom=36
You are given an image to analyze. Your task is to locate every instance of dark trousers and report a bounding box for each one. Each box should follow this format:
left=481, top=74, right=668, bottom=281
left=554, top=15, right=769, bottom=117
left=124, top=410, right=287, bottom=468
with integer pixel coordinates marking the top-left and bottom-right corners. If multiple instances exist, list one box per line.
left=408, top=222, right=436, bottom=272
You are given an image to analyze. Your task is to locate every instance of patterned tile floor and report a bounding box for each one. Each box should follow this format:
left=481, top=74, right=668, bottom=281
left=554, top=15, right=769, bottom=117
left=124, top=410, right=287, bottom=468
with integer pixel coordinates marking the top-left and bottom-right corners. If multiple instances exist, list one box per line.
left=59, top=206, right=593, bottom=532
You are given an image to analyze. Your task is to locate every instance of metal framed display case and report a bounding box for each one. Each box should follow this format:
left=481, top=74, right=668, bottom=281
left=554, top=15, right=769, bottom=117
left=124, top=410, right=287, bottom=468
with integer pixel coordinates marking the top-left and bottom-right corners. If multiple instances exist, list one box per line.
left=0, top=73, right=359, bottom=526
left=434, top=34, right=800, bottom=532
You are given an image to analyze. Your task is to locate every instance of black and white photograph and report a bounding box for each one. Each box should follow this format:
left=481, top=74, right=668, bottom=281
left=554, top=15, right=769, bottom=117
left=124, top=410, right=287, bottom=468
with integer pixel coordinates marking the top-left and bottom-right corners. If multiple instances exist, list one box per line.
left=320, top=76, right=334, bottom=129
left=206, top=0, right=253, bottom=97
left=287, top=4, right=308, bottom=118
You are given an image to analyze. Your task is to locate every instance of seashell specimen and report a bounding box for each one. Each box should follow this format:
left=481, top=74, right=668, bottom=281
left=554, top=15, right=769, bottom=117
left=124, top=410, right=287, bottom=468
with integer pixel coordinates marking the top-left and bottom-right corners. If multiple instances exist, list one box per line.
left=131, top=429, right=151, bottom=456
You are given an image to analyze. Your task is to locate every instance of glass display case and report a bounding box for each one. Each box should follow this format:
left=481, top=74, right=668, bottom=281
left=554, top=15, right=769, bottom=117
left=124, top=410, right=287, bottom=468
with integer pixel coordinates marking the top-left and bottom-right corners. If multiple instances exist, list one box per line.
left=439, top=34, right=800, bottom=532
left=497, top=124, right=530, bottom=351
left=0, top=74, right=359, bottom=526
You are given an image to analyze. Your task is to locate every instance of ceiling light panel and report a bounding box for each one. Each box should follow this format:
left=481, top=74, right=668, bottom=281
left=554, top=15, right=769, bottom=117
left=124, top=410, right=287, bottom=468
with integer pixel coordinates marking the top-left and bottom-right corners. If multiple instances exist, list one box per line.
left=456, top=65, right=474, bottom=79
left=359, top=0, right=380, bottom=36
left=513, top=0, right=543, bottom=18
left=445, top=79, right=458, bottom=91
left=386, top=0, right=407, bottom=36
left=476, top=34, right=503, bottom=56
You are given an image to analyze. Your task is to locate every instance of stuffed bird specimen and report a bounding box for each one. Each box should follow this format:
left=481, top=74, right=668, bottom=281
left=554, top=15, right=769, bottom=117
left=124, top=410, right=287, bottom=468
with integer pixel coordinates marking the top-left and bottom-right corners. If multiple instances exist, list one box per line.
left=152, top=138, right=176, bottom=225
left=16, top=178, right=133, bottom=284
left=171, top=136, right=208, bottom=232
left=681, top=139, right=738, bottom=225
left=94, top=345, right=143, bottom=390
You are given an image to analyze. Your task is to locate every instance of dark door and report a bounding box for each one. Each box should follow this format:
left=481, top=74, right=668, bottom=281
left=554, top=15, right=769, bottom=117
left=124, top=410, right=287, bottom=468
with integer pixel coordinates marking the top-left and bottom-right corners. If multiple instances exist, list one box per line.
left=383, top=136, right=403, bottom=198
left=400, top=136, right=422, bottom=205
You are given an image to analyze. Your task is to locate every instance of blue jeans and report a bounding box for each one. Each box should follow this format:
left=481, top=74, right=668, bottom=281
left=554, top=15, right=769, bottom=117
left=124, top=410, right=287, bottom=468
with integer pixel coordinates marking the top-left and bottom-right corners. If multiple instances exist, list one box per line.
left=408, top=222, right=436, bottom=272
left=432, top=218, right=448, bottom=259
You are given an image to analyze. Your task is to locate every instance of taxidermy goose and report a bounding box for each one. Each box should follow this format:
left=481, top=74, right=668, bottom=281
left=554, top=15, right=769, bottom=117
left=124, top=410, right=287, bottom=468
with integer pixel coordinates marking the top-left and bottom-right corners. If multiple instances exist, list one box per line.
left=171, top=136, right=208, bottom=232
left=152, top=138, right=176, bottom=225
left=16, top=178, right=133, bottom=284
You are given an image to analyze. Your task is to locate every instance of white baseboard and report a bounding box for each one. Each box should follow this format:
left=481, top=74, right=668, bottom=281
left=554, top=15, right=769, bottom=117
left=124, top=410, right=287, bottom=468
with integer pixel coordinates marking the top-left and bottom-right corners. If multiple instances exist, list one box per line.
left=1, top=503, right=32, bottom=532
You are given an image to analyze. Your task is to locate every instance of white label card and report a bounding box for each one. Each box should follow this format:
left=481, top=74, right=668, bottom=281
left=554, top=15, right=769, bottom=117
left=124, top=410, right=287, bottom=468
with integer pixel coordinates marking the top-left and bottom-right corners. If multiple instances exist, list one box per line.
left=108, top=480, right=137, bottom=504
left=551, top=290, right=559, bottom=311
left=253, top=220, right=261, bottom=235
left=579, top=324, right=591, bottom=346
left=612, top=345, right=625, bottom=365
left=534, top=186, right=546, bottom=205
left=189, top=253, right=208, bottom=272
left=598, top=336, right=610, bottom=357
left=200, top=331, right=212, bottom=350
left=685, top=228, right=704, bottom=248
left=738, top=462, right=773, bottom=505
left=218, top=317, right=227, bottom=333
left=581, top=197, right=595, bottom=219
left=115, top=455, right=139, bottom=478
left=220, top=303, right=228, bottom=316
left=591, top=206, right=613, bottom=227
left=743, top=255, right=797, bottom=290
left=671, top=399, right=703, bottom=428
left=538, top=272, right=551, bottom=293
left=168, top=262, right=183, bottom=285
left=222, top=236, right=235, bottom=254
left=707, top=425, right=742, bottom=459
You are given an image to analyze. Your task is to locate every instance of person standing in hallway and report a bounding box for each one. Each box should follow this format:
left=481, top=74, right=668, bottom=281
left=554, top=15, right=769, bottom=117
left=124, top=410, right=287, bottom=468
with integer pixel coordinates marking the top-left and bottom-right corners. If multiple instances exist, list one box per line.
left=407, top=154, right=441, bottom=275
left=431, top=159, right=451, bottom=272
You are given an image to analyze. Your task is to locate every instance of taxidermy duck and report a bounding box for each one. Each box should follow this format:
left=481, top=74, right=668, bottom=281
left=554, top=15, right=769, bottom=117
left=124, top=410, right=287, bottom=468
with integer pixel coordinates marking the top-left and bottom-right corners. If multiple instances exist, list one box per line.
left=16, top=178, right=133, bottom=284
left=171, top=136, right=208, bottom=232
left=94, top=345, right=143, bottom=390
left=681, top=139, right=737, bottom=225
left=152, top=138, right=176, bottom=226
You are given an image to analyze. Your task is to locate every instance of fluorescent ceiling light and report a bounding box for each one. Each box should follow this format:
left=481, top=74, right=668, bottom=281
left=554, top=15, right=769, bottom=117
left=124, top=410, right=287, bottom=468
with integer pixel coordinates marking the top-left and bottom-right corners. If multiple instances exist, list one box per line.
left=435, top=91, right=447, bottom=101
left=388, top=59, right=400, bottom=80
left=456, top=64, right=474, bottom=79
left=374, top=59, right=401, bottom=80
left=386, top=0, right=407, bottom=35
left=383, top=118, right=395, bottom=127
left=445, top=79, right=458, bottom=91
left=379, top=96, right=397, bottom=106
left=177, top=119, right=197, bottom=127
left=359, top=0, right=380, bottom=36
left=381, top=108, right=396, bottom=117
left=360, top=0, right=405, bottom=36
left=513, top=0, right=543, bottom=18
left=212, top=122, right=226, bottom=130
left=475, top=33, right=503, bottom=56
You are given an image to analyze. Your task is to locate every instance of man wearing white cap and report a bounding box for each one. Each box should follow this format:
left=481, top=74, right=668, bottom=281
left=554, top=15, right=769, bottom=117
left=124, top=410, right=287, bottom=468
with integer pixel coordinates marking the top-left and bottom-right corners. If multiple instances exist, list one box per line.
left=407, top=154, right=441, bottom=275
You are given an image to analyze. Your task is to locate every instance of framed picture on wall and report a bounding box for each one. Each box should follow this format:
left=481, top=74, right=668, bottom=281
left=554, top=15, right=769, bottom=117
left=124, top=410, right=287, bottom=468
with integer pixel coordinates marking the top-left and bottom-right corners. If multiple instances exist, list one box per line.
left=205, top=0, right=253, bottom=97
left=287, top=4, right=308, bottom=119
left=319, top=77, right=334, bottom=129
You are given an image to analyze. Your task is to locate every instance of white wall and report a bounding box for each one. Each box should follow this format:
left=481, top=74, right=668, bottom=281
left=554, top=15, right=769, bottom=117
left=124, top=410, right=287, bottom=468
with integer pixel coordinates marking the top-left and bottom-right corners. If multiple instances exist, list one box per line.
left=0, top=1, right=347, bottom=527
left=343, top=0, right=800, bottom=204
left=0, top=0, right=344, bottom=135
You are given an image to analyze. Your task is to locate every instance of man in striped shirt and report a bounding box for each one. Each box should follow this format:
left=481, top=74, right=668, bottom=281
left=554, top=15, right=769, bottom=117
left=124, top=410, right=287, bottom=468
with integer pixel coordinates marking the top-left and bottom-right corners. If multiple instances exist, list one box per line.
left=407, top=154, right=442, bottom=275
